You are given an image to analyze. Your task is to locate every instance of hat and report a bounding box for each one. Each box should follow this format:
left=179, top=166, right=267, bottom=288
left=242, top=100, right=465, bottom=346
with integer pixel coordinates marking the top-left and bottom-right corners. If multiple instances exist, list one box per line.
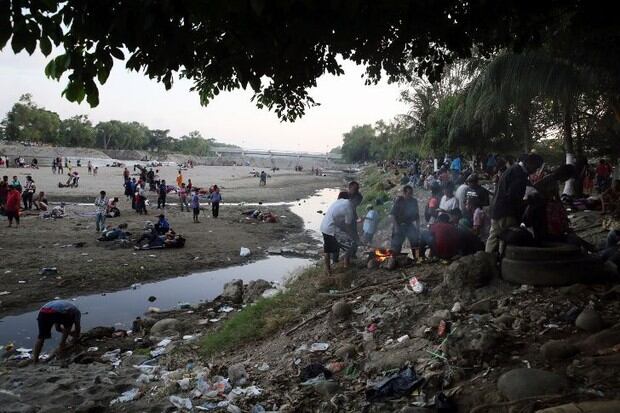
left=158, top=213, right=165, bottom=218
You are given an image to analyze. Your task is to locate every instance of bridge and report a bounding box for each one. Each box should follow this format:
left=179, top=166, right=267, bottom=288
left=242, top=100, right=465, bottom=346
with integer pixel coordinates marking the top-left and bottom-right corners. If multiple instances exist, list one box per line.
left=211, top=147, right=342, bottom=160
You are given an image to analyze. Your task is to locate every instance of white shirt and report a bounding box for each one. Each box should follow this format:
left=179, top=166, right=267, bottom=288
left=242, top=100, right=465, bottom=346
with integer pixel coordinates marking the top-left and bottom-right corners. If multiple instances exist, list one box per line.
left=320, top=199, right=353, bottom=236
left=439, top=195, right=458, bottom=211
left=455, top=184, right=469, bottom=210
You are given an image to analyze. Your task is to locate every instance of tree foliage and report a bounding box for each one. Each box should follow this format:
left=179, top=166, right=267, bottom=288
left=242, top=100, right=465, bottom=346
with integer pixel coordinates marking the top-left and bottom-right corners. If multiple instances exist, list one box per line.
left=1, top=95, right=237, bottom=156
left=2, top=1, right=617, bottom=121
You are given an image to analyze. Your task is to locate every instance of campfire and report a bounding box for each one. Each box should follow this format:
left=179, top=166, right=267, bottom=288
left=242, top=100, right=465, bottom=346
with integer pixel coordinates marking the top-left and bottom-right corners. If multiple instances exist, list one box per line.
left=367, top=248, right=410, bottom=270
left=373, top=248, right=393, bottom=263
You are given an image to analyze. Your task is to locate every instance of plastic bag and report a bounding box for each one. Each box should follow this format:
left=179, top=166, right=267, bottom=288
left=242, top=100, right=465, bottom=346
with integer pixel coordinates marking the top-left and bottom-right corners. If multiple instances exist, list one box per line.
left=365, top=367, right=425, bottom=401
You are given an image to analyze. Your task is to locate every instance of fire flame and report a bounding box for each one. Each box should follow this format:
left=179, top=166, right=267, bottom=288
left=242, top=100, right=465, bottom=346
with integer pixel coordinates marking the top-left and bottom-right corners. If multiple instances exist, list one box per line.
left=374, top=248, right=393, bottom=263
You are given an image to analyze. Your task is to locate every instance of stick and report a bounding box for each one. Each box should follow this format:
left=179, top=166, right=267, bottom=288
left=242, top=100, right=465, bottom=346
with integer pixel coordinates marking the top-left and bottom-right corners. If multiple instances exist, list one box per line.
left=284, top=309, right=329, bottom=336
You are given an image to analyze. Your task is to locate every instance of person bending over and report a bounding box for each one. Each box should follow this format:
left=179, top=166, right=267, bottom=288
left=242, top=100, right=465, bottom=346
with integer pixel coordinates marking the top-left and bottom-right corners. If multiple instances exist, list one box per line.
left=33, top=300, right=81, bottom=363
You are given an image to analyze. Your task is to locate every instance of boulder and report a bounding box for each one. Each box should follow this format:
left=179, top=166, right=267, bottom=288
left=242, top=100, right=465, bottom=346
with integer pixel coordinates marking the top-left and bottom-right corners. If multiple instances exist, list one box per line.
left=444, top=251, right=498, bottom=289
left=313, top=381, right=342, bottom=400
left=577, top=323, right=620, bottom=355
left=331, top=301, right=353, bottom=320
left=82, top=326, right=115, bottom=340
left=150, top=318, right=181, bottom=337
left=536, top=400, right=620, bottom=413
left=575, top=307, right=604, bottom=333
left=244, top=279, right=272, bottom=303
left=497, top=368, right=567, bottom=401
left=541, top=340, right=579, bottom=360
left=227, top=363, right=248, bottom=386
left=222, top=279, right=243, bottom=304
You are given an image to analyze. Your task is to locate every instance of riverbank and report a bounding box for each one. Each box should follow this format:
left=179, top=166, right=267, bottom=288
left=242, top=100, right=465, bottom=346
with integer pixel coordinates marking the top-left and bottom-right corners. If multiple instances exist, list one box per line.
left=0, top=168, right=342, bottom=317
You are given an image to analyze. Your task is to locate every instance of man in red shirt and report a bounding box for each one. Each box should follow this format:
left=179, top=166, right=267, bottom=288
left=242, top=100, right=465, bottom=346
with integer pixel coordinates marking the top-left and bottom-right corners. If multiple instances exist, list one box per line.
left=6, top=184, right=21, bottom=228
left=596, top=159, right=612, bottom=193
left=429, top=213, right=460, bottom=259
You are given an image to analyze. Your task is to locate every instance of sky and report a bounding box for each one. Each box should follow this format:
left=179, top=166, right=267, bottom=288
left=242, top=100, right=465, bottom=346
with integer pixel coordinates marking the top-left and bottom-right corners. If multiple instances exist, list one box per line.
left=0, top=50, right=409, bottom=153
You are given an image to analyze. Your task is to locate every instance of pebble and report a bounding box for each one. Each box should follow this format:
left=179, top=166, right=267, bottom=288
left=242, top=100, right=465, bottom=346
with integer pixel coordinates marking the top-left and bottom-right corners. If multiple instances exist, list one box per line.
left=540, top=340, right=579, bottom=360
left=331, top=300, right=352, bottom=320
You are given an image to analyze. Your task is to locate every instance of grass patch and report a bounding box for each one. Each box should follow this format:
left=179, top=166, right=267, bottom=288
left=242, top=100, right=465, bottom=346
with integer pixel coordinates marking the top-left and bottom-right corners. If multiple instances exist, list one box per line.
left=199, top=265, right=328, bottom=357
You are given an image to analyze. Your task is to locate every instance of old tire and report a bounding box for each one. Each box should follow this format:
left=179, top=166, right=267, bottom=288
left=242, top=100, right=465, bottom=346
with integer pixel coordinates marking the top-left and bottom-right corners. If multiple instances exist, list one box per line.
left=501, top=255, right=605, bottom=286
left=504, top=242, right=580, bottom=261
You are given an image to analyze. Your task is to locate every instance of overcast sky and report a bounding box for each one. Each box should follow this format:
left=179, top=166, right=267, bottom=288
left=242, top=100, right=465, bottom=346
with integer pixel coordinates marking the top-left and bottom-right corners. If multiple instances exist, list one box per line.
left=0, top=50, right=409, bottom=152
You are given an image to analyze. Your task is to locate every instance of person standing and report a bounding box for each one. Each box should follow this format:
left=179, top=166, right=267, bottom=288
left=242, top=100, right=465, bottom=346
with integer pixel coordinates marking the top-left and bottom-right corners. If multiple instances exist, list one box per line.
left=0, top=175, right=8, bottom=211
left=51, top=158, right=57, bottom=174
left=362, top=205, right=379, bottom=244
left=94, top=190, right=108, bottom=232
left=22, top=175, right=36, bottom=210
left=176, top=170, right=184, bottom=188
left=157, top=179, right=167, bottom=209
left=33, top=300, right=81, bottom=363
left=210, top=186, right=222, bottom=218
left=57, top=157, right=63, bottom=175
left=178, top=183, right=189, bottom=212
left=87, top=160, right=92, bottom=175
left=259, top=171, right=267, bottom=186
left=485, top=154, right=544, bottom=254
left=320, top=191, right=355, bottom=275
left=191, top=189, right=201, bottom=223
left=389, top=185, right=420, bottom=254
left=6, top=185, right=21, bottom=228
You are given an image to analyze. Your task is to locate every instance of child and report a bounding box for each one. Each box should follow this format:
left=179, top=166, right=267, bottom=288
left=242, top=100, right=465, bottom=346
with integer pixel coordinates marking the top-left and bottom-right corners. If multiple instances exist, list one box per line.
left=191, top=189, right=201, bottom=223
left=362, top=205, right=379, bottom=244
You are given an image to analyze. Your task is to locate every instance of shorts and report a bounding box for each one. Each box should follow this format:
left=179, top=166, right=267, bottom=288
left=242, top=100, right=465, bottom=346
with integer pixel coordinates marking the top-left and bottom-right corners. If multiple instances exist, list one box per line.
left=323, top=233, right=339, bottom=254
left=37, top=310, right=80, bottom=339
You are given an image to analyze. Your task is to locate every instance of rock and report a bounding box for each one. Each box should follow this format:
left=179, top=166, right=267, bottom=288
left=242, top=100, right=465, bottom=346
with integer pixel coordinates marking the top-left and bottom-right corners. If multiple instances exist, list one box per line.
left=334, top=344, right=357, bottom=360
left=576, top=307, right=604, bottom=333
left=577, top=323, right=620, bottom=355
left=444, top=251, right=498, bottom=289
left=228, top=363, right=248, bottom=386
left=75, top=400, right=105, bottom=413
left=364, top=345, right=426, bottom=373
left=82, top=326, right=115, bottom=340
left=150, top=318, right=181, bottom=337
left=400, top=408, right=433, bottom=413
left=559, top=283, right=588, bottom=296
left=451, top=302, right=462, bottom=313
left=428, top=309, right=451, bottom=326
left=494, top=314, right=515, bottom=329
left=470, top=297, right=495, bottom=313
left=313, top=381, right=342, bottom=399
left=540, top=340, right=579, bottom=360
left=497, top=368, right=567, bottom=401
left=536, top=400, right=620, bottom=413
left=244, top=279, right=272, bottom=303
left=331, top=301, right=353, bottom=320
left=222, top=279, right=243, bottom=304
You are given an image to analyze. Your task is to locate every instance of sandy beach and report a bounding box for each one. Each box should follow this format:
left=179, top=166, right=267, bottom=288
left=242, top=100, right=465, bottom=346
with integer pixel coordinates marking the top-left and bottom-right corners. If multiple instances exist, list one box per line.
left=0, top=165, right=342, bottom=317
left=2, top=164, right=342, bottom=203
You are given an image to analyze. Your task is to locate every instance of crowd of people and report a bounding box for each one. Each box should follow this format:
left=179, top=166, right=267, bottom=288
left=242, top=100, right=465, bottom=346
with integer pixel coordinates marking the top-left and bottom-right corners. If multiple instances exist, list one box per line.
left=321, top=152, right=615, bottom=276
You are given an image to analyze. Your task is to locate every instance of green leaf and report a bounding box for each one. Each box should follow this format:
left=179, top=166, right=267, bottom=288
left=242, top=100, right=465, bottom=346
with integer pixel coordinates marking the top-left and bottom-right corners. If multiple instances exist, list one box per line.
left=110, top=47, right=124, bottom=60
left=97, top=64, right=111, bottom=84
left=44, top=58, right=56, bottom=78
left=85, top=81, right=99, bottom=107
left=0, top=1, right=11, bottom=50
left=63, top=81, right=85, bottom=103
left=40, top=36, right=52, bottom=56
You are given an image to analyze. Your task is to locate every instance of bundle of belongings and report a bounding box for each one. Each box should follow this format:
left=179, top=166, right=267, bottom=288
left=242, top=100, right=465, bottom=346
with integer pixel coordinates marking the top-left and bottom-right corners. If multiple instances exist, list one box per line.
left=241, top=209, right=278, bottom=223
left=40, top=203, right=66, bottom=219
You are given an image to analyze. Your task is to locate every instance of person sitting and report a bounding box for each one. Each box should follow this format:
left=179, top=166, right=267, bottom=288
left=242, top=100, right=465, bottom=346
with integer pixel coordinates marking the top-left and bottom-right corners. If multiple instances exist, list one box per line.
left=163, top=230, right=186, bottom=248
left=428, top=213, right=461, bottom=259
left=106, top=197, right=120, bottom=217
left=135, top=224, right=163, bottom=250
left=155, top=213, right=170, bottom=235
left=98, top=223, right=129, bottom=241
left=34, top=191, right=48, bottom=211
left=50, top=203, right=66, bottom=219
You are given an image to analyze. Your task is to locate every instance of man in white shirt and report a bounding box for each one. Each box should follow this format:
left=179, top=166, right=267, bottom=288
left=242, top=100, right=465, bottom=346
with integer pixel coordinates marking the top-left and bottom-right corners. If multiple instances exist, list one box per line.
left=320, top=192, right=355, bottom=275
left=94, top=190, right=109, bottom=232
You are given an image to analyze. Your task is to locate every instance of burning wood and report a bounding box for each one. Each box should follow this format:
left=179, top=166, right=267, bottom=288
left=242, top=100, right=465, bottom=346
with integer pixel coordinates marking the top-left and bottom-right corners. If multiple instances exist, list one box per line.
left=373, top=248, right=393, bottom=263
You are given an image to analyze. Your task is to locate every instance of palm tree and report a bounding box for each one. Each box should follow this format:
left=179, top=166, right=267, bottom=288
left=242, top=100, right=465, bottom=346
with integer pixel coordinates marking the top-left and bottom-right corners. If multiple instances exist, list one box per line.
left=451, top=50, right=592, bottom=154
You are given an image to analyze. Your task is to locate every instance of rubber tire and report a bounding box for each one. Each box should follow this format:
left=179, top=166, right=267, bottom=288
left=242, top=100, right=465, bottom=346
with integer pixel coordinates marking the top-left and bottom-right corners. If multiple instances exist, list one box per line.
left=501, top=255, right=605, bottom=286
left=504, top=242, right=580, bottom=261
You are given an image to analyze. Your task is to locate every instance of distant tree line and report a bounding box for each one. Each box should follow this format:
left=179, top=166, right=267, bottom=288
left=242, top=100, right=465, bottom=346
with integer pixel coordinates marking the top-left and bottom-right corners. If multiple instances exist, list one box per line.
left=0, top=94, right=239, bottom=156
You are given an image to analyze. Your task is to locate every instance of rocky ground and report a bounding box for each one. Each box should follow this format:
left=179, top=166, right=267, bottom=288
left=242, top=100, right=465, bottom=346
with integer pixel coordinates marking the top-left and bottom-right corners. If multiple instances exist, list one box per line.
left=3, top=248, right=620, bottom=412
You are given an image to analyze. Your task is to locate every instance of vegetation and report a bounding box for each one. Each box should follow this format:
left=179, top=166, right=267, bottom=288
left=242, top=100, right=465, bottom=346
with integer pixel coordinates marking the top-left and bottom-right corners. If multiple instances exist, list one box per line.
left=200, top=265, right=327, bottom=356
left=0, top=94, right=238, bottom=155
left=2, top=2, right=617, bottom=122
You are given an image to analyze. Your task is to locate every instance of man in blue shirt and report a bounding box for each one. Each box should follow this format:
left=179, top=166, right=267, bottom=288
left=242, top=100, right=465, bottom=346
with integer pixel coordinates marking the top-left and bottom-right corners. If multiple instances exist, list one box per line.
left=155, top=213, right=170, bottom=234
left=362, top=205, right=379, bottom=244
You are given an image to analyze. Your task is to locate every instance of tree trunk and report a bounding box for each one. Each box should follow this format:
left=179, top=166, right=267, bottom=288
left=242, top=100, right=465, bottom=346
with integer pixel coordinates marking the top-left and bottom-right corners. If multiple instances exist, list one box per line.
left=517, top=105, right=531, bottom=152
left=563, top=108, right=574, bottom=155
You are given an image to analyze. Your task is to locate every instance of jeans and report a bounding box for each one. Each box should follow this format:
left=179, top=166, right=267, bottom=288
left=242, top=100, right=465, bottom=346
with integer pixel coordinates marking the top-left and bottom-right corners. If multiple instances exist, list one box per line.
left=212, top=202, right=220, bottom=217
left=22, top=192, right=33, bottom=210
left=180, top=197, right=189, bottom=211
left=157, top=195, right=166, bottom=209
left=390, top=223, right=419, bottom=253
left=95, top=212, right=106, bottom=231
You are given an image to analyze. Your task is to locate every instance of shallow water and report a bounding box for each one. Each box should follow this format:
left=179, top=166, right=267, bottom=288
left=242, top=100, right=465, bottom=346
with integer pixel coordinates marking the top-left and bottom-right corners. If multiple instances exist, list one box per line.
left=0, top=187, right=340, bottom=347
